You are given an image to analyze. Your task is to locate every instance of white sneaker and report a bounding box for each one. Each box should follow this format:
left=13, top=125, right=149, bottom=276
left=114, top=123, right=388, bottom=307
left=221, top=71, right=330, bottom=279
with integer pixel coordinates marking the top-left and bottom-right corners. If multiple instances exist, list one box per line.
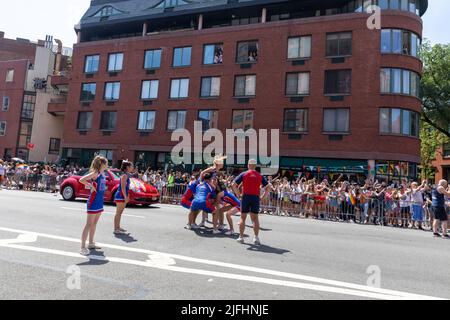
left=218, top=224, right=227, bottom=231
left=190, top=223, right=199, bottom=230
left=198, top=221, right=206, bottom=228
left=225, top=230, right=235, bottom=236
left=237, top=237, right=244, bottom=244
left=212, top=229, right=221, bottom=235
left=253, top=237, right=261, bottom=246
left=80, top=248, right=90, bottom=256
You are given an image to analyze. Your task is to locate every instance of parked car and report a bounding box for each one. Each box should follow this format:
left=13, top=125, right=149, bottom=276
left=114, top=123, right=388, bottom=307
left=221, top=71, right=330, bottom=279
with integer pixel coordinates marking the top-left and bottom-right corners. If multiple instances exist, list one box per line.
left=60, top=169, right=160, bottom=206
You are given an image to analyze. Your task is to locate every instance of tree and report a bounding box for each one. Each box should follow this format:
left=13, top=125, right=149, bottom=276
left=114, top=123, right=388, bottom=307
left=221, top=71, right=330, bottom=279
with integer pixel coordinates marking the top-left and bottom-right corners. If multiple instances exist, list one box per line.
left=420, top=121, right=448, bottom=180
left=420, top=41, right=450, bottom=138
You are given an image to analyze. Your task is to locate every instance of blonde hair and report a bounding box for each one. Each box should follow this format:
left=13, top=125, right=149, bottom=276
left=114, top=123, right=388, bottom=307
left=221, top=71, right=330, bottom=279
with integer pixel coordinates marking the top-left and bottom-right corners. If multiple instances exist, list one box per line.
left=0, top=159, right=3, bottom=165
left=90, top=155, right=108, bottom=173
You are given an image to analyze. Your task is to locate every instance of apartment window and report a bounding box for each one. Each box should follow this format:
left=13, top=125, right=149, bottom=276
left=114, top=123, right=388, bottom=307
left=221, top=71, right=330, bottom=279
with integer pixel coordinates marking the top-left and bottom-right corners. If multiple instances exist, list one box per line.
left=200, top=77, right=221, bottom=97
left=170, top=78, right=189, bottom=99
left=80, top=83, right=96, bottom=101
left=203, top=44, right=223, bottom=65
left=379, top=108, right=419, bottom=137
left=323, top=108, right=350, bottom=133
left=443, top=143, right=450, bottom=158
left=236, top=41, right=258, bottom=63
left=104, top=82, right=120, bottom=100
left=324, top=70, right=351, bottom=95
left=48, top=138, right=61, bottom=154
left=198, top=110, right=219, bottom=130
left=380, top=68, right=420, bottom=97
left=84, top=55, right=100, bottom=73
left=283, top=109, right=308, bottom=133
left=77, top=111, right=93, bottom=130
left=21, top=94, right=36, bottom=119
left=0, top=121, right=6, bottom=136
left=381, top=29, right=421, bottom=57
left=144, top=49, right=162, bottom=69
left=108, top=53, right=124, bottom=72
left=138, top=111, right=156, bottom=131
left=100, top=111, right=117, bottom=131
left=141, top=80, right=159, bottom=100
left=173, top=47, right=192, bottom=67
left=167, top=110, right=186, bottom=130
left=234, top=75, right=256, bottom=97
left=286, top=72, right=310, bottom=96
left=5, top=69, right=14, bottom=82
left=287, top=36, right=312, bottom=59
left=326, top=32, right=352, bottom=57
left=232, top=110, right=254, bottom=130
left=2, top=96, right=9, bottom=111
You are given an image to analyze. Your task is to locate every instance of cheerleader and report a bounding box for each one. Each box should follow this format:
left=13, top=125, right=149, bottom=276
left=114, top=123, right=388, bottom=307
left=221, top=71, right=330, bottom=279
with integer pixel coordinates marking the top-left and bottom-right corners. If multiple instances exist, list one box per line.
left=79, top=156, right=108, bottom=256
left=114, top=160, right=134, bottom=235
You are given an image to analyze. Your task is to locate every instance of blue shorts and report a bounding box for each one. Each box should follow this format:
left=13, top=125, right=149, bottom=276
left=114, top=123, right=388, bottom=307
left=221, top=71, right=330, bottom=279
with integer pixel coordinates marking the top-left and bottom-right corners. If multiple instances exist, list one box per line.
left=241, top=195, right=260, bottom=214
left=411, top=204, right=423, bottom=222
left=190, top=200, right=215, bottom=214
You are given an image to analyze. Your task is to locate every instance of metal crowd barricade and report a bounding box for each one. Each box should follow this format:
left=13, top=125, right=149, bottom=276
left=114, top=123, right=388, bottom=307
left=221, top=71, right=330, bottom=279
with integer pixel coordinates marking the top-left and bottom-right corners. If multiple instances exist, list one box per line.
left=160, top=183, right=187, bottom=205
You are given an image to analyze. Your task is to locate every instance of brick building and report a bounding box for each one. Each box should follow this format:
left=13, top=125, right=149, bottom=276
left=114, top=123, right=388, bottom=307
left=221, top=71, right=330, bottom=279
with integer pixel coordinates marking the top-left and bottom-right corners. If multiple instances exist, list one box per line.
left=432, top=143, right=450, bottom=183
left=59, top=0, right=427, bottom=181
left=0, top=33, right=70, bottom=162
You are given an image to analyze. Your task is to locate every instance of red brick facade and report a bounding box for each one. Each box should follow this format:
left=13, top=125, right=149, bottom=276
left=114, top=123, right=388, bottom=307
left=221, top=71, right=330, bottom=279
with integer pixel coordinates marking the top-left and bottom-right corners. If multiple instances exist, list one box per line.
left=432, top=146, right=450, bottom=183
left=61, top=10, right=423, bottom=173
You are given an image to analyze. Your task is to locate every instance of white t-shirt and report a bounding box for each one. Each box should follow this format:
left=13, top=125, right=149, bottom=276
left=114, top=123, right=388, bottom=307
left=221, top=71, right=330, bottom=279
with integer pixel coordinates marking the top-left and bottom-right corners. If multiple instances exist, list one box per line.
left=0, top=165, right=5, bottom=175
left=411, top=189, right=423, bottom=205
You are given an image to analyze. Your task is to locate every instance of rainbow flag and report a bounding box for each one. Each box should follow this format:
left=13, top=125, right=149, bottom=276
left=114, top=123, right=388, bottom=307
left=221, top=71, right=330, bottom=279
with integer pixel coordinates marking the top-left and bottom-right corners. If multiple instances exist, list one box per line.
left=347, top=193, right=357, bottom=206
left=16, top=164, right=29, bottom=170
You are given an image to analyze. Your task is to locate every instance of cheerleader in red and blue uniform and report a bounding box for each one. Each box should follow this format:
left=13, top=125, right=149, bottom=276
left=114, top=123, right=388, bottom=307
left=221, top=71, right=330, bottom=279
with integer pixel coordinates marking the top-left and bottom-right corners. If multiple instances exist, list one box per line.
left=181, top=177, right=199, bottom=209
left=79, top=156, right=109, bottom=256
left=114, top=160, right=134, bottom=235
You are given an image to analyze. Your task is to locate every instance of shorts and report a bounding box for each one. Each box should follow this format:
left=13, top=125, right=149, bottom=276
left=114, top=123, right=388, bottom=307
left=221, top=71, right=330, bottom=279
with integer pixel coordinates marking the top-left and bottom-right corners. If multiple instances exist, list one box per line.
left=191, top=200, right=215, bottom=214
left=241, top=195, right=260, bottom=214
left=431, top=206, right=448, bottom=221
left=411, top=204, right=423, bottom=222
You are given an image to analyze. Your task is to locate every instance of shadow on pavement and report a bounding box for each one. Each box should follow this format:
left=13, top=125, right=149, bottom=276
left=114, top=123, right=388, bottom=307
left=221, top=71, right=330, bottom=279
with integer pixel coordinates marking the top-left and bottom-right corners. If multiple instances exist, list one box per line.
left=244, top=243, right=290, bottom=255
left=77, top=250, right=110, bottom=266
left=114, top=233, right=138, bottom=243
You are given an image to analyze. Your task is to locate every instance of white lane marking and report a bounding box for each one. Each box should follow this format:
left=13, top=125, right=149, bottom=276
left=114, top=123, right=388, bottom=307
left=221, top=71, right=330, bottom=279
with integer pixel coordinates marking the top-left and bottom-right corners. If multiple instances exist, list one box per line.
left=61, top=207, right=146, bottom=219
left=0, top=227, right=443, bottom=300
left=0, top=237, right=403, bottom=300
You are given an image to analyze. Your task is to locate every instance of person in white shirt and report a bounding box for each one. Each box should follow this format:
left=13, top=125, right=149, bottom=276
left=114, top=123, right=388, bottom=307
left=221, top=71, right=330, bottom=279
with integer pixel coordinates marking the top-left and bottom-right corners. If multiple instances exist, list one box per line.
left=411, top=181, right=427, bottom=230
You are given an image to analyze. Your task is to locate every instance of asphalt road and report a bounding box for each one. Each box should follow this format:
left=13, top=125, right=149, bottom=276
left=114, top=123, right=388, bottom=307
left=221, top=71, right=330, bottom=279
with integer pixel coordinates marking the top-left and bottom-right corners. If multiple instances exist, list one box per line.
left=0, top=189, right=449, bottom=300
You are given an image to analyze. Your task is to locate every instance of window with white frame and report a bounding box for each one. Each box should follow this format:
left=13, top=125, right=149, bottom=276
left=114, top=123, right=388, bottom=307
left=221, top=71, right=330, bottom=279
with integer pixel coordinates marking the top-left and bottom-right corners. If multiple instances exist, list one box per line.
left=234, top=75, right=256, bottom=97
left=108, top=53, right=124, bottom=72
left=141, top=80, right=159, bottom=100
left=287, top=36, right=312, bottom=59
left=138, top=111, right=156, bottom=131
left=286, top=72, right=310, bottom=96
left=200, top=77, right=221, bottom=97
left=170, top=78, right=189, bottom=99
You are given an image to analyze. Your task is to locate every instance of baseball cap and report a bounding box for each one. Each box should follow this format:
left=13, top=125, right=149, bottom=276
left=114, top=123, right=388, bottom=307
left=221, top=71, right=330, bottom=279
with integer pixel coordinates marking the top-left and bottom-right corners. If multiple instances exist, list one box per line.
left=248, top=159, right=257, bottom=165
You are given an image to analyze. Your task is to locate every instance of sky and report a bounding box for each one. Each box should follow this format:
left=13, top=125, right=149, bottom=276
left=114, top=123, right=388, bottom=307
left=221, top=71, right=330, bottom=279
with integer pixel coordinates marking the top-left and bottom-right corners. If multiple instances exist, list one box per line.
left=0, top=0, right=449, bottom=48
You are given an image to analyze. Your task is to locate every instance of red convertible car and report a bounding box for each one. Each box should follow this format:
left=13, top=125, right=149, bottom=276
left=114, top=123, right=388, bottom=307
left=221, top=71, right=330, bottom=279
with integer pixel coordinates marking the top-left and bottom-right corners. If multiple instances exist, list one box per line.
left=60, top=169, right=160, bottom=206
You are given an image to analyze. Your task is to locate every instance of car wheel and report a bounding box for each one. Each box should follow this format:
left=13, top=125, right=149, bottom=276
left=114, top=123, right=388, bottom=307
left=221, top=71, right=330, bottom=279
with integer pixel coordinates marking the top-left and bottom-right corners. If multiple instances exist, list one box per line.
left=62, top=185, right=75, bottom=201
